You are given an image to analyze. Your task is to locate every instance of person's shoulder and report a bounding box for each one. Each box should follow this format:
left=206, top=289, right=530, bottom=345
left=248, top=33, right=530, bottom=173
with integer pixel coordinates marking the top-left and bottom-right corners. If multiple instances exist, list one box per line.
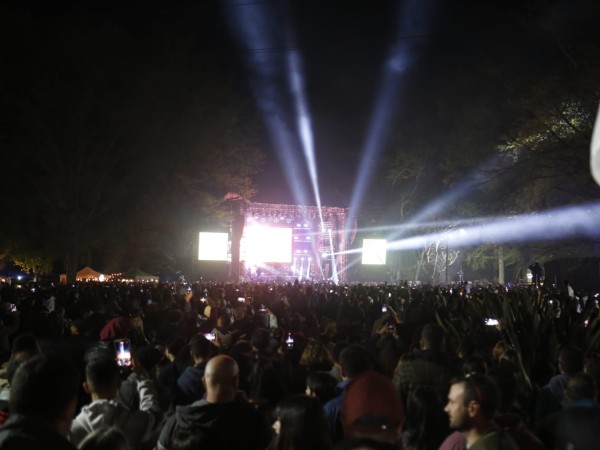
left=472, top=427, right=519, bottom=450
left=77, top=398, right=121, bottom=417
left=0, top=416, right=76, bottom=450
left=221, top=399, right=264, bottom=418
left=324, top=391, right=343, bottom=412
left=438, top=431, right=466, bottom=450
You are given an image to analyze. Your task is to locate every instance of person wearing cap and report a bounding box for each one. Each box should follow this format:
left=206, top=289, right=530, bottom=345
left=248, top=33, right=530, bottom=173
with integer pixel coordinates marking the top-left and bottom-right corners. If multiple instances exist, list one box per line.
left=337, top=370, right=405, bottom=450
left=442, top=374, right=518, bottom=450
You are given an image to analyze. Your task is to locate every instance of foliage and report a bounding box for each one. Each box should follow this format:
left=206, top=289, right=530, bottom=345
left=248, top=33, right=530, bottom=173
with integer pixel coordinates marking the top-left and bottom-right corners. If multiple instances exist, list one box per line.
left=464, top=244, right=527, bottom=283
left=438, top=287, right=600, bottom=401
left=10, top=256, right=52, bottom=276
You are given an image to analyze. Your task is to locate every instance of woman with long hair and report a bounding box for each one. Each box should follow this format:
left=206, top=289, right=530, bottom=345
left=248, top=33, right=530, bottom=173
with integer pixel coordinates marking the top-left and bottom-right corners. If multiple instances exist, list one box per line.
left=272, top=394, right=332, bottom=450
left=402, top=387, right=451, bottom=450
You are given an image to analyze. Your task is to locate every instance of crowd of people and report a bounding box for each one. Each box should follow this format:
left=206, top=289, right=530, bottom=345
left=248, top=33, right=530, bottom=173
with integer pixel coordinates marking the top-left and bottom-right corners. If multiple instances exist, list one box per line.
left=0, top=278, right=598, bottom=450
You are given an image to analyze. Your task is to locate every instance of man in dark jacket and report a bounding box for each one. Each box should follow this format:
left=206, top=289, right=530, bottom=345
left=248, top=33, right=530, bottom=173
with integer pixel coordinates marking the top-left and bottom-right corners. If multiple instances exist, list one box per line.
left=157, top=354, right=272, bottom=450
left=173, top=334, right=213, bottom=406
left=0, top=354, right=79, bottom=450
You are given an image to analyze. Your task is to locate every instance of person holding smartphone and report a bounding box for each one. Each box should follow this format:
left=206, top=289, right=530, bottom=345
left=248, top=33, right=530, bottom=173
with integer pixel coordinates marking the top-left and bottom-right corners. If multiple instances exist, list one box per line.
left=71, top=356, right=163, bottom=449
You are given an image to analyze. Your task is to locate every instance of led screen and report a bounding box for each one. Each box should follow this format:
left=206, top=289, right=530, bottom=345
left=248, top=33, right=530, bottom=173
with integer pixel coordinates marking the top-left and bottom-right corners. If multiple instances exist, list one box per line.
left=241, top=226, right=292, bottom=263
left=198, top=232, right=228, bottom=261
left=361, top=239, right=387, bottom=265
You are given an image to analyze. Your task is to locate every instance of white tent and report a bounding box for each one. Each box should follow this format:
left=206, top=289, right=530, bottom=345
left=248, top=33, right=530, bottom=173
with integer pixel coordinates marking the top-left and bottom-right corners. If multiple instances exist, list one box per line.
left=76, top=266, right=103, bottom=281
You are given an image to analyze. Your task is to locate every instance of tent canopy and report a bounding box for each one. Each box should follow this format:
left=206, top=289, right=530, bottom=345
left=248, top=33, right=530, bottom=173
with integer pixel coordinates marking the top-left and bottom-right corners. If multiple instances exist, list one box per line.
left=76, top=266, right=102, bottom=281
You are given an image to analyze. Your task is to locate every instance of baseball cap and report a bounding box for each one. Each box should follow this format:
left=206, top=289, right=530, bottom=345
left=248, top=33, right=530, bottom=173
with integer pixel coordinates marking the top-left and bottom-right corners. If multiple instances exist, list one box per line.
left=341, top=370, right=405, bottom=434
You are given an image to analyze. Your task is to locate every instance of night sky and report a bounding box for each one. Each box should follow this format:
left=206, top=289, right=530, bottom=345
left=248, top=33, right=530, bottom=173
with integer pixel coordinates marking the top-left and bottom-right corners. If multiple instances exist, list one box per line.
left=3, top=0, right=598, bottom=206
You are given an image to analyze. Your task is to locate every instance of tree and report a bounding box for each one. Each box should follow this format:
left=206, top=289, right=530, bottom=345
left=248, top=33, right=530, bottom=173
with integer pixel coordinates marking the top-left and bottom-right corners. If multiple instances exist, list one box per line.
left=0, top=6, right=264, bottom=277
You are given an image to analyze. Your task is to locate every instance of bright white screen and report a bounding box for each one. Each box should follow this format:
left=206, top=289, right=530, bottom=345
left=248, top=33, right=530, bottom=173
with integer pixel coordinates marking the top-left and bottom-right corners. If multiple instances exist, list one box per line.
left=362, top=239, right=387, bottom=265
left=242, top=226, right=292, bottom=263
left=198, top=232, right=228, bottom=261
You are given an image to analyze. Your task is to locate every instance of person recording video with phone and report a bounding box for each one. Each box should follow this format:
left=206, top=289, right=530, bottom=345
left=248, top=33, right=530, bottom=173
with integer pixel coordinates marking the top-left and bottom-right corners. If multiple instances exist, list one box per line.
left=70, top=355, right=163, bottom=450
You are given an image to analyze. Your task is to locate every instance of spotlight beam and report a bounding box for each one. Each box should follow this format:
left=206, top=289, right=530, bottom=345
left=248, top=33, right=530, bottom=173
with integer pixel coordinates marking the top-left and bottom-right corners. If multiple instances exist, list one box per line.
left=344, top=0, right=438, bottom=243
left=386, top=202, right=600, bottom=251
left=223, top=2, right=312, bottom=206
left=387, top=156, right=502, bottom=242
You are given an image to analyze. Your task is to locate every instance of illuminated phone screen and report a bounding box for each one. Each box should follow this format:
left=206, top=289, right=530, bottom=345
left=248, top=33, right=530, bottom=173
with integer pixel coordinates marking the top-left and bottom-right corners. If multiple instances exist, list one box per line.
left=115, top=339, right=132, bottom=367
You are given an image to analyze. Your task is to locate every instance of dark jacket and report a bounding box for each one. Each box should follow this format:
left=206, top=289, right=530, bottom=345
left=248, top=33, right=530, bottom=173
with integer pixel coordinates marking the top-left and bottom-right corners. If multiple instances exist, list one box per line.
left=157, top=399, right=272, bottom=450
left=0, top=415, right=76, bottom=450
left=173, top=363, right=206, bottom=406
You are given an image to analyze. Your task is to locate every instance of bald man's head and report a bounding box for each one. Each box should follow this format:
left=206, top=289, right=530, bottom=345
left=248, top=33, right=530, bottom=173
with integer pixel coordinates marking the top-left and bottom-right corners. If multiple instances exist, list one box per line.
left=203, top=355, right=239, bottom=402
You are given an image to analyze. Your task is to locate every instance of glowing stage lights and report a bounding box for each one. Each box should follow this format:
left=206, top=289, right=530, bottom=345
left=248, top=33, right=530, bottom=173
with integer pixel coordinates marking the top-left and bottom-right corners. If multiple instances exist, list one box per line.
left=362, top=239, right=388, bottom=265
left=198, top=232, right=229, bottom=261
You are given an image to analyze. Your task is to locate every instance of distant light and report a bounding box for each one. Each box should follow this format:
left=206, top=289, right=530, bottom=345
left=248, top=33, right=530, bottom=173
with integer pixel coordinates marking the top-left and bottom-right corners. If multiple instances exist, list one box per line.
left=99, top=274, right=105, bottom=282
left=362, top=239, right=388, bottom=265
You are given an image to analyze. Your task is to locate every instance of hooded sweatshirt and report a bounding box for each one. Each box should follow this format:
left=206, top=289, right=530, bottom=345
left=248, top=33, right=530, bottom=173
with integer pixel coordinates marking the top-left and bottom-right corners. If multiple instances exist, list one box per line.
left=175, top=363, right=206, bottom=404
left=157, top=399, right=272, bottom=450
left=70, top=379, right=162, bottom=450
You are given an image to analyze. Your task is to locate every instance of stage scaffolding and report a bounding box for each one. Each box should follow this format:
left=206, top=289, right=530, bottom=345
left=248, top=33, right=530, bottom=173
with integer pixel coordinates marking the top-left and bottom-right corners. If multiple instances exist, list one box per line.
left=242, top=202, right=352, bottom=283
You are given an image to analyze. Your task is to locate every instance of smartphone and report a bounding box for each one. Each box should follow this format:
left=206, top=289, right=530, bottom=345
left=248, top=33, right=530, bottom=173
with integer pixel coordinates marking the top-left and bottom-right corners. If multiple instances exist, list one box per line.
left=114, top=339, right=132, bottom=367
left=388, top=293, right=392, bottom=298
left=238, top=297, right=245, bottom=303
left=382, top=305, right=388, bottom=313
left=203, top=333, right=216, bottom=342
left=286, top=333, right=294, bottom=350
left=9, top=304, right=17, bottom=313
left=485, top=318, right=499, bottom=326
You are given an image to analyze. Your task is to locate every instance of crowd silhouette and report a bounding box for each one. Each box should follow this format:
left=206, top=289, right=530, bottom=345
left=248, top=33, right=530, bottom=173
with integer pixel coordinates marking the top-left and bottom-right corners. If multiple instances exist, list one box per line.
left=0, top=278, right=598, bottom=449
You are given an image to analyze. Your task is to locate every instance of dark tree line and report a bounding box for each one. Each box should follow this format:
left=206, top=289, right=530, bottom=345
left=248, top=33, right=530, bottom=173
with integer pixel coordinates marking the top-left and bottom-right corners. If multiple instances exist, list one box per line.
left=0, top=4, right=263, bottom=277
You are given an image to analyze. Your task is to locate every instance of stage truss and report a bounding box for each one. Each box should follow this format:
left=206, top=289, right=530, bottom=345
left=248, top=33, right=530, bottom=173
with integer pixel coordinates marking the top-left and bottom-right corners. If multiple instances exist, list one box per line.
left=241, top=202, right=351, bottom=283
